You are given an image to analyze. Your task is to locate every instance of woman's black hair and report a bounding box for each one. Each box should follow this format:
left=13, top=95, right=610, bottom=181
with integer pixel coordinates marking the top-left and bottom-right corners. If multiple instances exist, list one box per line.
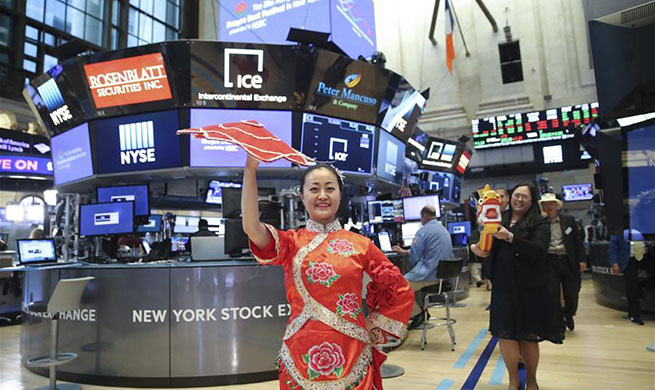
left=502, top=182, right=543, bottom=237
left=300, top=164, right=344, bottom=194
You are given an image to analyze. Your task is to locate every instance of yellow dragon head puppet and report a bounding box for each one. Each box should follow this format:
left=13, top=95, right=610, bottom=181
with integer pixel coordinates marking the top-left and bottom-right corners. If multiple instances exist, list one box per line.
left=476, top=185, right=503, bottom=252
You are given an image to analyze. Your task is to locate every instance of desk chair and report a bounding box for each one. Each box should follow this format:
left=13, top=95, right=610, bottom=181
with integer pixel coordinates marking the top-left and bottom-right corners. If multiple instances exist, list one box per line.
left=26, top=276, right=94, bottom=390
left=419, top=259, right=463, bottom=351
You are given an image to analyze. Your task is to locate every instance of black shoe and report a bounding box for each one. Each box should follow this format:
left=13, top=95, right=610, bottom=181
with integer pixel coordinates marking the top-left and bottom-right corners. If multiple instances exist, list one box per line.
left=626, top=316, right=644, bottom=325
left=476, top=281, right=484, bottom=288
left=408, top=314, right=424, bottom=330
left=565, top=316, right=575, bottom=331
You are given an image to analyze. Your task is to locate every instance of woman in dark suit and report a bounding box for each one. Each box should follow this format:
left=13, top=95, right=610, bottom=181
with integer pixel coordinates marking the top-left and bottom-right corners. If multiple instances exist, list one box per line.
left=471, top=183, right=562, bottom=390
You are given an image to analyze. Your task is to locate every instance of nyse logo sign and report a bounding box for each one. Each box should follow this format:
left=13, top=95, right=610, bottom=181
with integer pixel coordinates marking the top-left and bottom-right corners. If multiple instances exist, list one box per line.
left=224, top=48, right=264, bottom=89
left=329, top=138, right=349, bottom=162
left=385, top=141, right=398, bottom=177
left=119, top=121, right=155, bottom=165
left=36, top=79, right=72, bottom=126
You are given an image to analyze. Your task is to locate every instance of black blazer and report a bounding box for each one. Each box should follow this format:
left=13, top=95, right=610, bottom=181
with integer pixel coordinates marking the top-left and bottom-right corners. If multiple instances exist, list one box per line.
left=487, top=214, right=551, bottom=287
left=557, top=213, right=585, bottom=276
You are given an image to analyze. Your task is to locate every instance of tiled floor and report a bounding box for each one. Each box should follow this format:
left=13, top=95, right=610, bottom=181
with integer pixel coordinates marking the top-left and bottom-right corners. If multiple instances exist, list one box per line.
left=1, top=278, right=653, bottom=390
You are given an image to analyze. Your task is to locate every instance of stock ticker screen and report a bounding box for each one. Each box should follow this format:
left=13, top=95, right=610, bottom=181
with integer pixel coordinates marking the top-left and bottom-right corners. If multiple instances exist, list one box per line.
left=472, top=102, right=598, bottom=149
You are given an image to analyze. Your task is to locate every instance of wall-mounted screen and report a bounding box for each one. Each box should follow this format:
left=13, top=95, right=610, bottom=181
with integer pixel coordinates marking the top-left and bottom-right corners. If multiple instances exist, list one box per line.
left=300, top=113, right=375, bottom=174
left=420, top=137, right=463, bottom=172
left=137, top=214, right=162, bottom=233
left=189, top=109, right=292, bottom=168
left=97, top=185, right=150, bottom=216
left=304, top=50, right=389, bottom=124
left=376, top=130, right=405, bottom=184
left=562, top=184, right=593, bottom=202
left=79, top=201, right=134, bottom=237
left=330, top=0, right=377, bottom=59
left=217, top=0, right=330, bottom=45
left=406, top=127, right=428, bottom=163
left=93, top=110, right=182, bottom=174
left=367, top=200, right=404, bottom=224
left=472, top=102, right=599, bottom=149
left=51, top=122, right=94, bottom=185
left=378, top=76, right=425, bottom=141
left=402, top=195, right=441, bottom=221
left=542, top=144, right=564, bottom=165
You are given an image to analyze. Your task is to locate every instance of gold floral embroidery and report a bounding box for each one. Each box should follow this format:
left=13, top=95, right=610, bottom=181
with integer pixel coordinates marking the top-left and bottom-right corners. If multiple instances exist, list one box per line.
left=366, top=311, right=408, bottom=341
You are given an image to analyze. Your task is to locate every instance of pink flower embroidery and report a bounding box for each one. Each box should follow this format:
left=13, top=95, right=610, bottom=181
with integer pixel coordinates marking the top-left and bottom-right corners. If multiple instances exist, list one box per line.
left=302, top=341, right=346, bottom=379
left=327, top=239, right=358, bottom=257
left=306, top=262, right=340, bottom=287
left=336, top=292, right=362, bottom=319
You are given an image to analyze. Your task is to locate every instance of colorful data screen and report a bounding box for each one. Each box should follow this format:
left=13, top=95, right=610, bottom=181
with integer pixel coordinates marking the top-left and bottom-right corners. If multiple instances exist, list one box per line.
left=472, top=102, right=599, bottom=149
left=562, top=184, right=593, bottom=202
left=367, top=200, right=404, bottom=224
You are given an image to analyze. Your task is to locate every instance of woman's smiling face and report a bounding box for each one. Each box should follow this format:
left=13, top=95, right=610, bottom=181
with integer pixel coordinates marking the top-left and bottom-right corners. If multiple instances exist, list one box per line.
left=300, top=168, right=342, bottom=225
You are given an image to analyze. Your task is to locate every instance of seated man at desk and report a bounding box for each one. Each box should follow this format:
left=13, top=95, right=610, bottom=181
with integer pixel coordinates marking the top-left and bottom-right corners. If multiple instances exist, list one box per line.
left=192, top=219, right=216, bottom=237
left=393, top=205, right=453, bottom=329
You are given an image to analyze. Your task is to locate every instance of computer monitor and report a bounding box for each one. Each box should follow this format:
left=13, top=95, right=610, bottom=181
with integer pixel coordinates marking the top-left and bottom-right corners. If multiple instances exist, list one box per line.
left=141, top=239, right=151, bottom=254
left=401, top=221, right=422, bottom=246
left=190, top=236, right=226, bottom=261
left=205, top=180, right=242, bottom=205
left=97, top=184, right=150, bottom=216
left=79, top=202, right=135, bottom=237
left=17, top=239, right=57, bottom=265
left=562, top=184, right=593, bottom=202
left=376, top=130, right=406, bottom=184
left=377, top=232, right=392, bottom=252
left=173, top=216, right=200, bottom=234
left=367, top=200, right=404, bottom=224
left=221, top=187, right=276, bottom=219
left=171, top=236, right=190, bottom=253
left=137, top=214, right=162, bottom=233
left=224, top=219, right=250, bottom=257
left=451, top=233, right=468, bottom=247
left=402, top=195, right=441, bottom=221
left=448, top=221, right=471, bottom=236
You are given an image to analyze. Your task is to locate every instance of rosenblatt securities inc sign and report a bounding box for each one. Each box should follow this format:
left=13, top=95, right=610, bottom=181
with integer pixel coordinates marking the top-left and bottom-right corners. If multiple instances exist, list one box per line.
left=84, top=53, right=172, bottom=109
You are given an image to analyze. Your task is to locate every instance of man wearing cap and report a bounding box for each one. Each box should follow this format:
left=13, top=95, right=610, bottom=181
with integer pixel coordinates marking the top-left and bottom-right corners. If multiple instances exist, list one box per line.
left=539, top=193, right=586, bottom=331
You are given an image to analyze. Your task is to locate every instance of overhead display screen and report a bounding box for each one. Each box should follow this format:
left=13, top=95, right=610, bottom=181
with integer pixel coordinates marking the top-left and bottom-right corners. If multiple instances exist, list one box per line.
left=376, top=130, right=405, bottom=184
left=305, top=50, right=390, bottom=124
left=472, top=102, right=599, bottom=149
left=0, top=129, right=50, bottom=156
left=378, top=76, right=425, bottom=142
left=217, top=0, right=330, bottom=45
left=83, top=52, right=173, bottom=109
left=97, top=185, right=150, bottom=216
left=189, top=109, right=292, bottom=168
left=93, top=110, right=182, bottom=174
left=79, top=201, right=135, bottom=237
left=51, top=122, right=94, bottom=185
left=406, top=127, right=428, bottom=163
left=420, top=136, right=463, bottom=172
left=190, top=42, right=299, bottom=110
left=301, top=113, right=374, bottom=174
left=330, top=0, right=377, bottom=59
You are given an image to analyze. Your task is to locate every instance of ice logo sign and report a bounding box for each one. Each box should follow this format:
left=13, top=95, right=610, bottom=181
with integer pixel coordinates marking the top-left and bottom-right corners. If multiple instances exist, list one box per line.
left=224, top=48, right=264, bottom=89
left=36, top=78, right=72, bottom=126
left=385, top=140, right=398, bottom=177
left=329, top=138, right=349, bottom=161
left=119, top=121, right=155, bottom=165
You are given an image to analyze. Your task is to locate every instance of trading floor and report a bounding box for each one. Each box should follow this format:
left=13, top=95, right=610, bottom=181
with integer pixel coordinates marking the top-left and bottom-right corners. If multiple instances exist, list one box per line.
left=2, top=277, right=653, bottom=390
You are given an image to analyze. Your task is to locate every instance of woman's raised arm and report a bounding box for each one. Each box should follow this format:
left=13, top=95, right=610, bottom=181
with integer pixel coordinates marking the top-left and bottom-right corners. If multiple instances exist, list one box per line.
left=241, top=156, right=271, bottom=250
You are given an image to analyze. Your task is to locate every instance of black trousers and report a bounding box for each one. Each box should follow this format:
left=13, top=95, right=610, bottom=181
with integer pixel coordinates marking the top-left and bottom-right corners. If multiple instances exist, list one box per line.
left=548, top=254, right=580, bottom=319
left=624, top=257, right=641, bottom=318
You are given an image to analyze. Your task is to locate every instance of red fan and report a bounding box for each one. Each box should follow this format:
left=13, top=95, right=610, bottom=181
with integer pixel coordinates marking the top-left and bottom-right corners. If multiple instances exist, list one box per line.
left=177, top=120, right=314, bottom=167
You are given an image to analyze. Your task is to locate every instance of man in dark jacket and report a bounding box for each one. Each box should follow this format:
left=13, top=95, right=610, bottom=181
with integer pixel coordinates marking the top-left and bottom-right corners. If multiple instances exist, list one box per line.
left=539, top=193, right=585, bottom=331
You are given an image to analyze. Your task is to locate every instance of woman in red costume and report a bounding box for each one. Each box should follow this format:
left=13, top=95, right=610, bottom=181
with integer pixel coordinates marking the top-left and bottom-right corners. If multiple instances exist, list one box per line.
left=242, top=157, right=414, bottom=390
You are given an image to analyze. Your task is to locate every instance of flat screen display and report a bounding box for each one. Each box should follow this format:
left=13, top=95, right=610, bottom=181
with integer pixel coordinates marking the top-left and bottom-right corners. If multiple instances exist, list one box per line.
left=448, top=221, right=471, bottom=235
left=420, top=137, right=463, bottom=172
left=472, top=102, right=599, bottom=149
left=174, top=216, right=200, bottom=234
left=79, top=201, right=134, bottom=237
left=171, top=236, right=190, bottom=252
left=304, top=50, right=389, bottom=124
left=17, top=239, right=57, bottom=265
left=426, top=171, right=454, bottom=201
left=542, top=145, right=564, bottom=164
left=378, top=76, right=425, bottom=141
left=376, top=130, right=405, bottom=184
left=301, top=113, right=375, bottom=174
left=217, top=0, right=330, bottom=45
left=406, top=127, right=428, bottom=163
left=330, top=0, right=377, bottom=59
left=367, top=200, right=404, bottom=224
left=189, top=109, right=292, bottom=168
left=402, top=195, right=441, bottom=221
left=93, top=110, right=182, bottom=174
left=377, top=231, right=392, bottom=252
left=137, top=214, right=162, bottom=233
left=51, top=122, right=94, bottom=185
left=401, top=221, right=422, bottom=246
left=190, top=42, right=299, bottom=110
left=561, top=184, right=593, bottom=202
left=624, top=121, right=655, bottom=239
left=97, top=185, right=149, bottom=216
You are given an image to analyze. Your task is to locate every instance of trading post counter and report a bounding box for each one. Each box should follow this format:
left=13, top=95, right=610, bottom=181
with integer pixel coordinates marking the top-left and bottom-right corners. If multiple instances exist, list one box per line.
left=20, top=261, right=289, bottom=387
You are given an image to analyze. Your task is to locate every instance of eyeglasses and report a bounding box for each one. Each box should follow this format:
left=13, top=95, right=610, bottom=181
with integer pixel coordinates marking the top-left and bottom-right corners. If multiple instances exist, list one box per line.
left=512, top=193, right=531, bottom=200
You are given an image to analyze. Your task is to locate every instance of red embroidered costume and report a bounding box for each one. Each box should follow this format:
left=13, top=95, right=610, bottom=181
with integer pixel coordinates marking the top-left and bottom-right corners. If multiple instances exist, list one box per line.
left=250, top=219, right=414, bottom=390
